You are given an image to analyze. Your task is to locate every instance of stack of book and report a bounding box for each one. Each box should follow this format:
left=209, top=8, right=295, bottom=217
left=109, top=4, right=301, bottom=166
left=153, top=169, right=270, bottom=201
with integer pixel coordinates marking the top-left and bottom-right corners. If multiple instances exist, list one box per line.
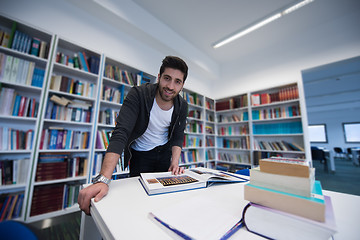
left=243, top=157, right=337, bottom=239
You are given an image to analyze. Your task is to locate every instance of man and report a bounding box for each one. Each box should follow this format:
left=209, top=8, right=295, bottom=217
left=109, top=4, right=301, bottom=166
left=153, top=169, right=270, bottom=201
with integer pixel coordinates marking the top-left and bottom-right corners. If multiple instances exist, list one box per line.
left=78, top=56, right=188, bottom=215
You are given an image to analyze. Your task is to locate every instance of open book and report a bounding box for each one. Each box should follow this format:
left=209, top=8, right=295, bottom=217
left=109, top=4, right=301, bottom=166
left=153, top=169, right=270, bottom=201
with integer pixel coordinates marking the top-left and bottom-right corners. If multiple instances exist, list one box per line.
left=139, top=167, right=248, bottom=195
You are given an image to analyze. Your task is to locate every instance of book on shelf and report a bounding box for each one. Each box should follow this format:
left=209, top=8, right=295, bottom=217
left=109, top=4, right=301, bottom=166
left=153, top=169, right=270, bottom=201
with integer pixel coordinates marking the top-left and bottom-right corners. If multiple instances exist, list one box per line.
left=0, top=127, right=33, bottom=151
left=242, top=196, right=336, bottom=240
left=259, top=157, right=310, bottom=177
left=0, top=159, right=30, bottom=185
left=180, top=149, right=200, bottom=164
left=252, top=121, right=303, bottom=135
left=139, top=167, right=248, bottom=195
left=253, top=140, right=304, bottom=152
left=81, top=51, right=91, bottom=72
left=38, top=41, right=48, bottom=58
left=215, top=97, right=244, bottom=111
left=63, top=183, right=81, bottom=208
left=96, top=130, right=111, bottom=149
left=205, top=99, right=214, bottom=110
left=250, top=167, right=315, bottom=197
left=30, top=38, right=40, bottom=57
left=6, top=194, right=19, bottom=220
left=218, top=152, right=250, bottom=164
left=205, top=136, right=214, bottom=147
left=244, top=180, right=326, bottom=222
left=251, top=94, right=260, bottom=106
left=1, top=31, right=11, bottom=47
left=206, top=149, right=215, bottom=160
left=30, top=184, right=65, bottom=216
left=88, top=55, right=100, bottom=74
left=2, top=54, right=13, bottom=81
left=40, top=128, right=89, bottom=150
left=7, top=22, right=17, bottom=49
left=49, top=95, right=72, bottom=106
left=183, top=135, right=202, bottom=148
left=251, top=86, right=299, bottom=106
left=0, top=193, right=24, bottom=221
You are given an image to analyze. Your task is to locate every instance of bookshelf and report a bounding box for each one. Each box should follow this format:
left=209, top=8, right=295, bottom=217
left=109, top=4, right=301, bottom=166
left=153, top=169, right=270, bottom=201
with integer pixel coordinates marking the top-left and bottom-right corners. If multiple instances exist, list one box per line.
left=205, top=97, right=216, bottom=165
left=249, top=83, right=307, bottom=166
left=0, top=15, right=54, bottom=222
left=215, top=93, right=251, bottom=171
left=181, top=88, right=207, bottom=168
left=213, top=82, right=309, bottom=172
left=25, top=35, right=102, bottom=222
left=92, top=55, right=156, bottom=181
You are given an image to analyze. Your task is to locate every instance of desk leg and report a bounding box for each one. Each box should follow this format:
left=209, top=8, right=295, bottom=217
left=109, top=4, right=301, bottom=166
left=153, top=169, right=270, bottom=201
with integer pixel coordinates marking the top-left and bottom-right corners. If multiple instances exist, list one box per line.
left=352, top=150, right=359, bottom=166
left=329, top=152, right=336, bottom=173
left=80, top=212, right=102, bottom=240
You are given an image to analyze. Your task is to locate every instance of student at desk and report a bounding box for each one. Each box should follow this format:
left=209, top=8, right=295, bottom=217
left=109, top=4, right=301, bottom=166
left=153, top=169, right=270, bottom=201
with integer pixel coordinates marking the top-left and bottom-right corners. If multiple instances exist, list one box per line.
left=78, top=56, right=189, bottom=215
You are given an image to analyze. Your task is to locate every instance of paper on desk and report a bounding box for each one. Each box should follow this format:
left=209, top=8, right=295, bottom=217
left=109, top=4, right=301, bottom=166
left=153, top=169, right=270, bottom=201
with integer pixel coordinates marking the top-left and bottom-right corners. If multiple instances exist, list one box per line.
left=150, top=195, right=241, bottom=240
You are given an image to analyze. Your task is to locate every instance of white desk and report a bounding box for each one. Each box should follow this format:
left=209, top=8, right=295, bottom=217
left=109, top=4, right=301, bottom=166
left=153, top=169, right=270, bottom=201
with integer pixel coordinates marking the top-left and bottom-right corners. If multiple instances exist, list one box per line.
left=80, top=176, right=360, bottom=240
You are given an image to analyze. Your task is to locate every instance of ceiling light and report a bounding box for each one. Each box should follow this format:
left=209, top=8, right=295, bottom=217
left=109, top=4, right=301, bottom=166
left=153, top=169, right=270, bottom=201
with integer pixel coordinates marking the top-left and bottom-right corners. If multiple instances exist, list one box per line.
left=213, top=13, right=282, bottom=49
left=213, top=0, right=314, bottom=49
left=282, top=0, right=314, bottom=15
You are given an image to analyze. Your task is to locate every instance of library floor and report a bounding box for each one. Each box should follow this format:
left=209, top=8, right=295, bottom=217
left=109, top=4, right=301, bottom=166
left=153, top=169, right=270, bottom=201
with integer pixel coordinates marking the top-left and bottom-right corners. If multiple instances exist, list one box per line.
left=26, top=157, right=360, bottom=239
left=313, top=156, right=360, bottom=196
left=27, top=211, right=81, bottom=240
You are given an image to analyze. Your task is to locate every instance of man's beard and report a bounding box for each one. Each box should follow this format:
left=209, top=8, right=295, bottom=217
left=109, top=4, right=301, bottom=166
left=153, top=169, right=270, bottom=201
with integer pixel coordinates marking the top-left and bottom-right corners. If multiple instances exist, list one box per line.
left=158, top=86, right=176, bottom=102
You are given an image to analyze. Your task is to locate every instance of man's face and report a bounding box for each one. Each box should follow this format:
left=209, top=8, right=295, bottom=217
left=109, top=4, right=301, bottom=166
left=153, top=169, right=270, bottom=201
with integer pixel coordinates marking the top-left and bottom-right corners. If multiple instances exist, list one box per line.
left=157, top=67, right=185, bottom=102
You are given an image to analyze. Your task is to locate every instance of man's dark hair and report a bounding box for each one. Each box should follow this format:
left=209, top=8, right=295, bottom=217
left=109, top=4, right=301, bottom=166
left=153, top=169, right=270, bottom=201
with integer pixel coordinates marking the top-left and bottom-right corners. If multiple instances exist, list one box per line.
left=159, top=56, right=188, bottom=82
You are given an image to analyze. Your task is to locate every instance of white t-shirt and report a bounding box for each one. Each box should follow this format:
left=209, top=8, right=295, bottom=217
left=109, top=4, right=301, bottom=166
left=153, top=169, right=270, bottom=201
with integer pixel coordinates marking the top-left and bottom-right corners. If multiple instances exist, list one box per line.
left=132, top=98, right=174, bottom=151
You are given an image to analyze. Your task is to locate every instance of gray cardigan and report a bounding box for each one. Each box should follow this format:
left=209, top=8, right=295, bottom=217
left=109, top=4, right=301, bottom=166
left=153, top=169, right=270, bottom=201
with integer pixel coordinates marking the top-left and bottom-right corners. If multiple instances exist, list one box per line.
left=106, top=83, right=188, bottom=169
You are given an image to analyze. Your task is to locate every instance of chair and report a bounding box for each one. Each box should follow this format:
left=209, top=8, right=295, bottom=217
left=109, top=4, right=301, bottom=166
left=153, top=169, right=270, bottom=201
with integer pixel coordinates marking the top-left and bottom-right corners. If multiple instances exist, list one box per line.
left=347, top=147, right=353, bottom=160
left=235, top=168, right=250, bottom=176
left=334, top=147, right=346, bottom=159
left=0, top=220, right=39, bottom=240
left=311, top=146, right=328, bottom=172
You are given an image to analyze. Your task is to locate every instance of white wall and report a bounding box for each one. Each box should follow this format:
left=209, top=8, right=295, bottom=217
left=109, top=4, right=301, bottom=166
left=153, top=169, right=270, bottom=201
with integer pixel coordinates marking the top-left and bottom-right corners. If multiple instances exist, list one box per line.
left=303, top=56, right=360, bottom=154
left=308, top=109, right=360, bottom=151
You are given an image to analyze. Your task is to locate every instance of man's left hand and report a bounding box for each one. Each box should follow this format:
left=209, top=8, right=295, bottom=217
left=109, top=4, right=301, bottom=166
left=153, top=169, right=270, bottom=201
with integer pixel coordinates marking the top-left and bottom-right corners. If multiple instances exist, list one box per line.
left=169, top=163, right=184, bottom=175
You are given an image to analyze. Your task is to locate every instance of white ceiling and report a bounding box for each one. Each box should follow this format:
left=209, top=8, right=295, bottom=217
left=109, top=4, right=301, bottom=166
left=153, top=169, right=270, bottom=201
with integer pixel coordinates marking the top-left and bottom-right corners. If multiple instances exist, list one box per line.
left=102, top=0, right=360, bottom=66
left=131, top=0, right=315, bottom=63
left=64, top=0, right=360, bottom=107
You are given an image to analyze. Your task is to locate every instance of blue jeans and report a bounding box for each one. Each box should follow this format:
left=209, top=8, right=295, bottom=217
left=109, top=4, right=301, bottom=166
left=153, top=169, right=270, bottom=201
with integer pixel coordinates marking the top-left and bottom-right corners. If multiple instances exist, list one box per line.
left=129, top=144, right=172, bottom=177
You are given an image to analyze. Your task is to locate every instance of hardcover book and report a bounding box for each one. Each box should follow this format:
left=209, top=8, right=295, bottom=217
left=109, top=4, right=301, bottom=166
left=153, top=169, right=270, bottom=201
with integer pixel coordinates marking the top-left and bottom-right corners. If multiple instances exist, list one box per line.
left=259, top=157, right=310, bottom=177
left=250, top=167, right=315, bottom=197
left=243, top=196, right=336, bottom=240
left=244, top=180, right=326, bottom=222
left=139, top=167, right=248, bottom=195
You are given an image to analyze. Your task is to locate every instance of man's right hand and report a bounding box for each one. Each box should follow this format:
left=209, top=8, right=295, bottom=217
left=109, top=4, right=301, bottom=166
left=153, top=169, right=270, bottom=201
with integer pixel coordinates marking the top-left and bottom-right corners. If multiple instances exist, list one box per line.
left=78, top=182, right=109, bottom=215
